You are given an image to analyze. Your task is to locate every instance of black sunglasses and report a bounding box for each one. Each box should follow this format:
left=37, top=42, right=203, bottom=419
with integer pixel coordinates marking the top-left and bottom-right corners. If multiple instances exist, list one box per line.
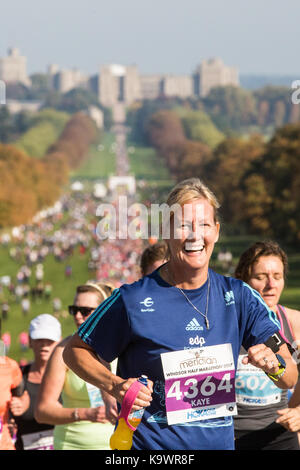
left=68, top=306, right=95, bottom=317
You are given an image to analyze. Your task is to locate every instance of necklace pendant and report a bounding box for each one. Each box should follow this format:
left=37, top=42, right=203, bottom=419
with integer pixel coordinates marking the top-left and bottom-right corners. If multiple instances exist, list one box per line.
left=205, top=318, right=210, bottom=329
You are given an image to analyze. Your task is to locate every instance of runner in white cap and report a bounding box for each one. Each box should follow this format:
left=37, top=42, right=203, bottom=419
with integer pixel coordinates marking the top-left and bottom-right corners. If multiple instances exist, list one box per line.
left=10, top=314, right=61, bottom=450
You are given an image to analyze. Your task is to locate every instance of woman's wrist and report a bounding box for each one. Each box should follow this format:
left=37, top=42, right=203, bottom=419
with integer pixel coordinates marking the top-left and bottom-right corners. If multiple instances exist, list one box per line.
left=103, top=371, right=120, bottom=396
left=72, top=408, right=80, bottom=421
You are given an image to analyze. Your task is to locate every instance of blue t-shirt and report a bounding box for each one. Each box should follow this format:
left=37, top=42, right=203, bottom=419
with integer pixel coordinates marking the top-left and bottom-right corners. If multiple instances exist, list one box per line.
left=78, top=267, right=280, bottom=450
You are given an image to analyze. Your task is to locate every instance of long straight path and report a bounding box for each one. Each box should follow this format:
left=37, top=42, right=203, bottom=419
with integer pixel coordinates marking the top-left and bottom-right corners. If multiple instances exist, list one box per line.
left=111, top=103, right=130, bottom=176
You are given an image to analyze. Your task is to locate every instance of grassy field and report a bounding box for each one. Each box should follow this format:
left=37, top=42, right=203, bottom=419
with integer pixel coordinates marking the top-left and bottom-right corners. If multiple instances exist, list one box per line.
left=71, top=131, right=117, bottom=180
left=0, top=242, right=96, bottom=363
left=127, top=141, right=171, bottom=182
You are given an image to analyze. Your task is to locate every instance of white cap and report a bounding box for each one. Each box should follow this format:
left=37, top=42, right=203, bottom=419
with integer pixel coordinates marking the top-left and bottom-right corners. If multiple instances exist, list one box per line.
left=29, top=314, right=61, bottom=342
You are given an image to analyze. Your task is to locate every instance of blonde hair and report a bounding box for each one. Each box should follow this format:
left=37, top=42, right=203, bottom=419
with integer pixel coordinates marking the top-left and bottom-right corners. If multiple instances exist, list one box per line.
left=166, top=178, right=220, bottom=223
left=76, top=281, right=115, bottom=304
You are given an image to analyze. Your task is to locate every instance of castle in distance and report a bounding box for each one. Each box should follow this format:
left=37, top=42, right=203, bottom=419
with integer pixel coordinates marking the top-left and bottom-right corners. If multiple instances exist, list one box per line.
left=0, top=48, right=239, bottom=107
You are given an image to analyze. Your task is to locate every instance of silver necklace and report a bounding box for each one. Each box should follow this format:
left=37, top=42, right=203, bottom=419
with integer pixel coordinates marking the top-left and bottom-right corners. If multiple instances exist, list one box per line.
left=166, top=265, right=211, bottom=329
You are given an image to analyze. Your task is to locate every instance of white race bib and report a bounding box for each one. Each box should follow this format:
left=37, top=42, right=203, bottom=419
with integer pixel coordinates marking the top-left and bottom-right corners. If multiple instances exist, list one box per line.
left=161, top=343, right=237, bottom=425
left=86, top=382, right=104, bottom=407
left=22, top=430, right=54, bottom=450
left=235, top=355, right=282, bottom=406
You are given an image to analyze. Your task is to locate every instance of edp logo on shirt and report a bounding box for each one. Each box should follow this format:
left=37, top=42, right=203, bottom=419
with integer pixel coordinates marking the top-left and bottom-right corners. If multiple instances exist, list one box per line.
left=185, top=318, right=205, bottom=347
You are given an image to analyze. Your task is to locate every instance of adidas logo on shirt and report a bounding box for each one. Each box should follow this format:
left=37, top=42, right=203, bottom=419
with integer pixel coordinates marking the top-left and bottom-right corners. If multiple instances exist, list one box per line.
left=186, top=317, right=204, bottom=331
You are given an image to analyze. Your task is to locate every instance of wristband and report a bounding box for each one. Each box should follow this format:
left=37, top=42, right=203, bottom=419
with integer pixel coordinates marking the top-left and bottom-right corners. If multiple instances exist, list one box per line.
left=267, top=354, right=286, bottom=381
left=73, top=408, right=80, bottom=421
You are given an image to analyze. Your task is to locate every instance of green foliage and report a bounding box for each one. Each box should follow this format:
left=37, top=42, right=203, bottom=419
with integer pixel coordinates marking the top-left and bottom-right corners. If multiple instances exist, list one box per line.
left=46, top=88, right=98, bottom=113
left=0, top=107, right=14, bottom=142
left=0, top=112, right=97, bottom=228
left=127, top=97, right=185, bottom=145
left=14, top=109, right=69, bottom=158
left=141, top=103, right=300, bottom=247
left=43, top=88, right=112, bottom=130
left=14, top=122, right=61, bottom=158
left=203, top=86, right=258, bottom=133
left=175, top=108, right=225, bottom=148
left=48, top=112, right=97, bottom=169
left=244, top=123, right=300, bottom=245
left=31, top=108, right=70, bottom=131
left=30, top=73, right=50, bottom=95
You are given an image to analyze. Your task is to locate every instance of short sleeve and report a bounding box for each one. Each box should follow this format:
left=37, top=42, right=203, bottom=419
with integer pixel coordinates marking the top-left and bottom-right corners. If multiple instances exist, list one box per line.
left=240, top=282, right=281, bottom=350
left=78, top=288, right=131, bottom=362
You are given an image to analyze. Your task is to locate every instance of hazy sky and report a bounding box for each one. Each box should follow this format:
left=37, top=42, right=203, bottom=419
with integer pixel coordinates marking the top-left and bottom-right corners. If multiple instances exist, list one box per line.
left=1, top=0, right=299, bottom=77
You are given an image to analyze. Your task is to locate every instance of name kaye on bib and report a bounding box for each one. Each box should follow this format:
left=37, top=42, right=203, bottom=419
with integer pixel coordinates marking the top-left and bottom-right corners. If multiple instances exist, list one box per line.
left=161, top=343, right=237, bottom=425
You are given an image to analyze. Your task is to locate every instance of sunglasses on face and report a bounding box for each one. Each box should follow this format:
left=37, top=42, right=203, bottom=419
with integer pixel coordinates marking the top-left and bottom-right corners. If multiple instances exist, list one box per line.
left=68, top=305, right=95, bottom=317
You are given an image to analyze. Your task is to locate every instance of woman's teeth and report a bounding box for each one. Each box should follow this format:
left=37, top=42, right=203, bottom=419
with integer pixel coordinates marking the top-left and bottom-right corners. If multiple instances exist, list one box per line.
left=184, top=244, right=204, bottom=252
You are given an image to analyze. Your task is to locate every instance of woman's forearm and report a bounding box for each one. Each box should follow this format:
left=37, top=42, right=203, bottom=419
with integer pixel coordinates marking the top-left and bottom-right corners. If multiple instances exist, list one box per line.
left=35, top=400, right=79, bottom=425
left=35, top=400, right=108, bottom=425
left=289, top=380, right=300, bottom=408
left=63, top=333, right=120, bottom=395
left=63, top=334, right=153, bottom=410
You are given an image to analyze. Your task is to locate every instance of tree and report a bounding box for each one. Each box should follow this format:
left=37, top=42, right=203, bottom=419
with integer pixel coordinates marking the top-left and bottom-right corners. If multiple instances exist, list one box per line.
left=206, top=135, right=265, bottom=227
left=0, top=107, right=14, bottom=142
left=176, top=108, right=225, bottom=149
left=253, top=86, right=294, bottom=128
left=176, top=140, right=212, bottom=180
left=146, top=110, right=186, bottom=153
left=259, top=124, right=300, bottom=244
left=203, top=86, right=257, bottom=132
left=240, top=123, right=300, bottom=245
left=0, top=145, right=39, bottom=226
left=47, top=112, right=97, bottom=168
left=127, top=97, right=184, bottom=145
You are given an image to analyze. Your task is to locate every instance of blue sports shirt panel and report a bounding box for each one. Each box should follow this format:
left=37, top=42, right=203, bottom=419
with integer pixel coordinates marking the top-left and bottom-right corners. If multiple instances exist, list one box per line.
left=78, top=288, right=132, bottom=362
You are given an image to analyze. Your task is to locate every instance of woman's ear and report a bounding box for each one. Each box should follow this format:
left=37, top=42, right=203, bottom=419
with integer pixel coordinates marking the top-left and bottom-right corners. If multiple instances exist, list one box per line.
left=215, top=222, right=220, bottom=243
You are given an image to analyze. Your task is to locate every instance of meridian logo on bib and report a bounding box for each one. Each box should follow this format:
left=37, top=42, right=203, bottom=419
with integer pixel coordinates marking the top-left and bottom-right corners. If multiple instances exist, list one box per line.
left=140, top=297, right=155, bottom=312
left=224, top=290, right=235, bottom=306
left=186, top=318, right=203, bottom=331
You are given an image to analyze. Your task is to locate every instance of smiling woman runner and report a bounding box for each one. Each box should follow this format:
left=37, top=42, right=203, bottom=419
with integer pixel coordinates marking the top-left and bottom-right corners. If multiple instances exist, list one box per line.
left=63, top=178, right=297, bottom=450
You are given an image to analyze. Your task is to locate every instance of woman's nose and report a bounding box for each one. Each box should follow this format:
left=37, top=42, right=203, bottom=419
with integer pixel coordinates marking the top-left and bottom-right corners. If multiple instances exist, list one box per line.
left=266, top=275, right=276, bottom=288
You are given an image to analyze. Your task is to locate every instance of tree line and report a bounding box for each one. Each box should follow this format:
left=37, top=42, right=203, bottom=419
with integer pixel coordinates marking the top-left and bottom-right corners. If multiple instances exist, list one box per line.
left=145, top=109, right=300, bottom=247
left=0, top=112, right=97, bottom=227
left=127, top=85, right=299, bottom=143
